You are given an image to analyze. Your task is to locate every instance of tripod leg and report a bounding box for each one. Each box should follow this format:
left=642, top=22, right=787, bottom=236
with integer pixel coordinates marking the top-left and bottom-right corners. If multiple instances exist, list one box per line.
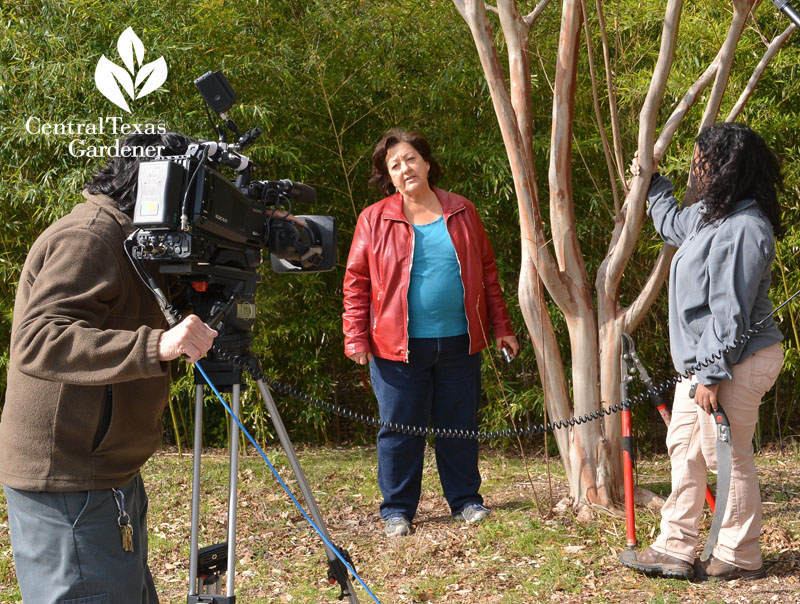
left=189, top=384, right=204, bottom=597
left=226, top=384, right=242, bottom=598
left=255, top=379, right=360, bottom=604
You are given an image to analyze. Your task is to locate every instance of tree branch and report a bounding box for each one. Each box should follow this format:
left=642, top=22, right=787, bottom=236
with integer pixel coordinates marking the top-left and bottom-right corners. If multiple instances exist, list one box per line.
left=623, top=245, right=674, bottom=332
left=637, top=0, right=684, bottom=172
left=624, top=2, right=771, bottom=330
left=453, top=0, right=468, bottom=21
left=580, top=0, right=620, bottom=214
left=727, top=23, right=796, bottom=122
left=594, top=0, right=627, bottom=194
left=454, top=0, right=572, bottom=309
left=497, top=0, right=534, bottom=164
left=700, top=0, right=757, bottom=127
left=596, top=0, right=684, bottom=308
left=624, top=1, right=767, bottom=330
left=654, top=61, right=718, bottom=160
left=524, top=0, right=552, bottom=26
left=651, top=4, right=771, bottom=159
left=548, top=0, right=587, bottom=284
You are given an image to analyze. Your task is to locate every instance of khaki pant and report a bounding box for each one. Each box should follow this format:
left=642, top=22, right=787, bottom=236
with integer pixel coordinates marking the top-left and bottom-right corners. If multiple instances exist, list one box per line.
left=651, top=342, right=784, bottom=570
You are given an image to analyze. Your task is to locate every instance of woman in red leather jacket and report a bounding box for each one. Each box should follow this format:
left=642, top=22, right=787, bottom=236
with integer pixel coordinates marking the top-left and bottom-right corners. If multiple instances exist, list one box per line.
left=343, top=129, right=519, bottom=537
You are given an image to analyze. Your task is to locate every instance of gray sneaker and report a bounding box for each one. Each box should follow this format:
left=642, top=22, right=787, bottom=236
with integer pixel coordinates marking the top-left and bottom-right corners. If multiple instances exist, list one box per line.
left=456, top=503, right=490, bottom=524
left=384, top=514, right=411, bottom=537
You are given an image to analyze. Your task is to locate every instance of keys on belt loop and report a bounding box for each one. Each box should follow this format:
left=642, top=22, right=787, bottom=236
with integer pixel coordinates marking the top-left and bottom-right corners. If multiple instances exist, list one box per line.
left=112, top=488, right=134, bottom=552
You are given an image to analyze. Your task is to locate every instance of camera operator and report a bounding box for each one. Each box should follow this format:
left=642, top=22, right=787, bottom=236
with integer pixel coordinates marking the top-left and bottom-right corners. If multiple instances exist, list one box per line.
left=0, top=132, right=218, bottom=604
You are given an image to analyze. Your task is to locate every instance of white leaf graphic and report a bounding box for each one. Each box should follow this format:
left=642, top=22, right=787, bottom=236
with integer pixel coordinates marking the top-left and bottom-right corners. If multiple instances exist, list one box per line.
left=135, top=56, right=168, bottom=99
left=117, top=27, right=145, bottom=74
left=95, top=55, right=135, bottom=113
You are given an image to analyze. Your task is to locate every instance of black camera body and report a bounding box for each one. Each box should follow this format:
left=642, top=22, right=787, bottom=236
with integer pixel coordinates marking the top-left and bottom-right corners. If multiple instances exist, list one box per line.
left=131, top=145, right=336, bottom=273
left=126, top=71, right=337, bottom=370
left=130, top=71, right=336, bottom=275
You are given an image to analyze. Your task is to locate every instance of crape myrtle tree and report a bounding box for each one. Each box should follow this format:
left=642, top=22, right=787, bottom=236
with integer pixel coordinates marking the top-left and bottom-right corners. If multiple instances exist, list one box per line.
left=453, top=0, right=795, bottom=514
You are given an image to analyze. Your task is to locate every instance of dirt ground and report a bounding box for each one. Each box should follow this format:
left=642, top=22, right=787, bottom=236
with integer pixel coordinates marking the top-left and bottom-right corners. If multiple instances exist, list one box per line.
left=144, top=446, right=800, bottom=603
left=1, top=446, right=799, bottom=603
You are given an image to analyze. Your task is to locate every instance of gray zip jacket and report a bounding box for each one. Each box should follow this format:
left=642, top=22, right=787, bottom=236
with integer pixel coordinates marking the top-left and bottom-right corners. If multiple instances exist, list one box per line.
left=647, top=175, right=782, bottom=385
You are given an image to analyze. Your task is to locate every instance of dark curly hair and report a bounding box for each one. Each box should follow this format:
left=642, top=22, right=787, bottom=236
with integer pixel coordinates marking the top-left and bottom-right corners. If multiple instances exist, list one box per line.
left=693, top=122, right=783, bottom=238
left=85, top=131, right=194, bottom=215
left=369, top=129, right=442, bottom=197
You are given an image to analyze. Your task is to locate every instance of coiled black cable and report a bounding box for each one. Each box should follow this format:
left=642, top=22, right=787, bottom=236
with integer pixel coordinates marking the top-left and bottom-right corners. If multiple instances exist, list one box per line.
left=211, top=320, right=772, bottom=441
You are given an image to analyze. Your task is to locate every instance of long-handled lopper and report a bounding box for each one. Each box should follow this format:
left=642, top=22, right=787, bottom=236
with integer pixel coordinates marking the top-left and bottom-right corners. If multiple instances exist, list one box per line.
left=620, top=333, right=716, bottom=549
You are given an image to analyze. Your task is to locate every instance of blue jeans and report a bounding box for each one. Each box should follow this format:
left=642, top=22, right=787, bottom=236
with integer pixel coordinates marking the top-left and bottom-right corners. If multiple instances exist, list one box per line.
left=370, top=334, right=483, bottom=520
left=3, top=474, right=158, bottom=604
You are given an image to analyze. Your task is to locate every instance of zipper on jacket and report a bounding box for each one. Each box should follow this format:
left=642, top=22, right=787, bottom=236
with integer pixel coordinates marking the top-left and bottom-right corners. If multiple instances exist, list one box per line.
left=404, top=225, right=415, bottom=362
left=92, top=385, right=113, bottom=452
left=444, top=210, right=471, bottom=352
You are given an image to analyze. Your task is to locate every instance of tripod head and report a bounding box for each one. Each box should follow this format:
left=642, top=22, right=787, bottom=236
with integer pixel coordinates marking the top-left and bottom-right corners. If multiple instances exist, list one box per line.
left=161, top=261, right=260, bottom=388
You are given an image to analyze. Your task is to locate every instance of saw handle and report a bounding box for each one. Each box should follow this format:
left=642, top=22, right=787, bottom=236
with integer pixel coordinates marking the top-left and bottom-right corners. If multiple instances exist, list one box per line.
left=711, top=403, right=731, bottom=448
left=711, top=404, right=730, bottom=430
left=690, top=382, right=730, bottom=434
left=685, top=381, right=722, bottom=511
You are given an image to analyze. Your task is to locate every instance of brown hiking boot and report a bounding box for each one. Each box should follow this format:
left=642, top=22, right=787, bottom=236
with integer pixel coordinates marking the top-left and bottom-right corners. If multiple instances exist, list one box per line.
left=619, top=546, right=695, bottom=580
left=693, top=555, right=766, bottom=581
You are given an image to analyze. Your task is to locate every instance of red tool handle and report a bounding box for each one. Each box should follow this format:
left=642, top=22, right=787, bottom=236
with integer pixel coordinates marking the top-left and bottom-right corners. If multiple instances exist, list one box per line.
left=621, top=407, right=637, bottom=548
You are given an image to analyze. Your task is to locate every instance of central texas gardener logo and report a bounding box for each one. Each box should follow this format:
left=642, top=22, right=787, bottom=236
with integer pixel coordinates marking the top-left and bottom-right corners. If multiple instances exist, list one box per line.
left=95, top=27, right=168, bottom=113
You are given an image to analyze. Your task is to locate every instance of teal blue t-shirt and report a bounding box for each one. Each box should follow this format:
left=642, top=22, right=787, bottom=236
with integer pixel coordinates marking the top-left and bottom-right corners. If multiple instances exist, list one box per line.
left=407, top=215, right=468, bottom=338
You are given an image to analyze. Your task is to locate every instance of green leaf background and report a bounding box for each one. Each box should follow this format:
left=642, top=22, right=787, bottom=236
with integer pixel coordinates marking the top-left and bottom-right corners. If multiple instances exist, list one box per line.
left=1, top=0, right=798, bottom=449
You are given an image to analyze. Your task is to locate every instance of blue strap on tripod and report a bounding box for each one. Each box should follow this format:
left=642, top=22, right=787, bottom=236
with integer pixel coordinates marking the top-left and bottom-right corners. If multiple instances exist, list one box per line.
left=193, top=360, right=382, bottom=604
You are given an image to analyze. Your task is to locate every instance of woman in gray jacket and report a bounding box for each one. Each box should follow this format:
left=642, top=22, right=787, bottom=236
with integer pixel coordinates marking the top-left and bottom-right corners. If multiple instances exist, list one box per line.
left=621, top=123, right=784, bottom=581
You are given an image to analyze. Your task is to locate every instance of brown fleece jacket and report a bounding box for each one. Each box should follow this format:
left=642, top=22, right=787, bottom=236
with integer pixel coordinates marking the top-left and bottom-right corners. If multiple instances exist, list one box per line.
left=0, top=191, right=171, bottom=491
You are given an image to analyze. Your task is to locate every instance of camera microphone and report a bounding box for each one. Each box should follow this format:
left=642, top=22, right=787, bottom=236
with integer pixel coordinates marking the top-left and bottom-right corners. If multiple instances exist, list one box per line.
left=775, top=0, right=800, bottom=28
left=281, top=180, right=317, bottom=204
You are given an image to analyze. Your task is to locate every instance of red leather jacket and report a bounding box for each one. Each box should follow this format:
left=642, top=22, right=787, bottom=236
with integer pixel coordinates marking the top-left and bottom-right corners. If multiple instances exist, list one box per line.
left=343, top=188, right=514, bottom=361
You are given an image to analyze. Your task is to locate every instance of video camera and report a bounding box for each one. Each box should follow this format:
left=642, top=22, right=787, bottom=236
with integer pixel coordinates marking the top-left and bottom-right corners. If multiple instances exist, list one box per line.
left=129, top=70, right=336, bottom=275
left=126, top=71, right=337, bottom=363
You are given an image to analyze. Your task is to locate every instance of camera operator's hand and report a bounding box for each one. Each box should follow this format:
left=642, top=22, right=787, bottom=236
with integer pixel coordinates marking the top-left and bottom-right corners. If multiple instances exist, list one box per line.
left=347, top=351, right=373, bottom=365
left=158, top=315, right=218, bottom=363
left=266, top=209, right=306, bottom=228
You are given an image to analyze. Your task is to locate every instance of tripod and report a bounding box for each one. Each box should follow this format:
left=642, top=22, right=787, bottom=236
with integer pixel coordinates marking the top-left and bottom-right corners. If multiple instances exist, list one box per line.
left=186, top=357, right=360, bottom=603
left=129, top=257, right=362, bottom=602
